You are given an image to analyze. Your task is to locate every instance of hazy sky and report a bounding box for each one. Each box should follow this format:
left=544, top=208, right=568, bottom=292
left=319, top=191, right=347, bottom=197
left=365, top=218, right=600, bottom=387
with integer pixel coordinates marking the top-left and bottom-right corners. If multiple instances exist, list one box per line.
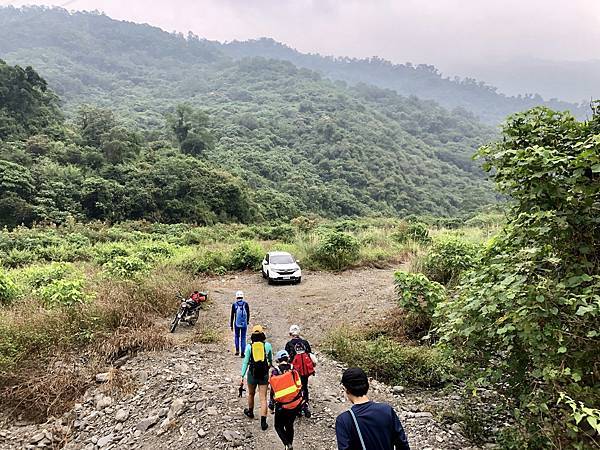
left=3, top=0, right=600, bottom=75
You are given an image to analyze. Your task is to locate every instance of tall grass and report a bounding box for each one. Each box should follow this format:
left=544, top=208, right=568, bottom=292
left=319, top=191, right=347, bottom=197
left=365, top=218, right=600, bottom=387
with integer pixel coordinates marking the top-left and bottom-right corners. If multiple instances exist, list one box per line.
left=325, top=327, right=454, bottom=387
left=0, top=266, right=197, bottom=419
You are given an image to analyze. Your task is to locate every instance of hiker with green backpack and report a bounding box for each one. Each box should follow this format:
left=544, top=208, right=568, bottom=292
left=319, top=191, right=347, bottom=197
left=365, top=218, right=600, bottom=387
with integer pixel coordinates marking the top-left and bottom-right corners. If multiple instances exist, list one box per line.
left=240, top=324, right=273, bottom=431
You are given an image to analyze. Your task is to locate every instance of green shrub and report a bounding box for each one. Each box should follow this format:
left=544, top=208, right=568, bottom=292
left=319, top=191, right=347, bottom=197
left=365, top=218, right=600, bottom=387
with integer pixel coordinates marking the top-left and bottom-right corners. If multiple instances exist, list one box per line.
left=391, top=222, right=431, bottom=244
left=180, top=229, right=208, bottom=245
left=330, top=219, right=364, bottom=232
left=136, top=243, right=175, bottom=262
left=437, top=107, right=600, bottom=448
left=422, top=236, right=480, bottom=285
left=19, top=262, right=76, bottom=290
left=229, top=241, right=263, bottom=270
left=254, top=224, right=296, bottom=242
left=39, top=279, right=90, bottom=307
left=313, top=231, right=360, bottom=270
left=236, top=228, right=256, bottom=240
left=196, top=250, right=230, bottom=274
left=3, top=249, right=37, bottom=268
left=170, top=247, right=229, bottom=275
left=394, top=271, right=446, bottom=319
left=291, top=216, right=318, bottom=232
left=326, top=329, right=452, bottom=387
left=93, top=243, right=131, bottom=265
left=0, top=269, right=19, bottom=305
left=103, top=255, right=150, bottom=279
left=34, top=244, right=90, bottom=263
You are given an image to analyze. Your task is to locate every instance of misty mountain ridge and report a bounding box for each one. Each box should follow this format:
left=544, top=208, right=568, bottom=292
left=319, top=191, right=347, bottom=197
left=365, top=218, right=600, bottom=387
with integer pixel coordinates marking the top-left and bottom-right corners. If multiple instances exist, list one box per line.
left=220, top=38, right=590, bottom=124
left=0, top=6, right=590, bottom=126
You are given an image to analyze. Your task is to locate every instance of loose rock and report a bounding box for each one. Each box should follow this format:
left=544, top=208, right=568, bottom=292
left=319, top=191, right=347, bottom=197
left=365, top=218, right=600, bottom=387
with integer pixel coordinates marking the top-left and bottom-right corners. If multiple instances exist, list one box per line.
left=135, top=415, right=159, bottom=432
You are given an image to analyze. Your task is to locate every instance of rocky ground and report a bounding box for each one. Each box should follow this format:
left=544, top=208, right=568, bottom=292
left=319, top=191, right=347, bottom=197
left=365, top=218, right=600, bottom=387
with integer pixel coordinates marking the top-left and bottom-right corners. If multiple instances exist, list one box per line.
left=0, top=269, right=484, bottom=450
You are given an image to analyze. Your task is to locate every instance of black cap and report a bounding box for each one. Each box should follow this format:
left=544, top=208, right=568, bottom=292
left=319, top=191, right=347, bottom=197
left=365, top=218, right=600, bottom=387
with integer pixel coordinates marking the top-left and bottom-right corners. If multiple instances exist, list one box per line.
left=341, top=367, right=369, bottom=395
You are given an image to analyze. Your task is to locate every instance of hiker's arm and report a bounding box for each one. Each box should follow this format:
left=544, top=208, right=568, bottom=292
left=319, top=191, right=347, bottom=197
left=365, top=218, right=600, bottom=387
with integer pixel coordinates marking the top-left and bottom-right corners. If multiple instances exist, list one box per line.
left=335, top=414, right=351, bottom=450
left=391, top=409, right=410, bottom=450
left=245, top=302, right=250, bottom=323
left=230, top=304, right=235, bottom=329
left=240, top=344, right=251, bottom=377
left=305, top=340, right=312, bottom=353
left=267, top=342, right=273, bottom=366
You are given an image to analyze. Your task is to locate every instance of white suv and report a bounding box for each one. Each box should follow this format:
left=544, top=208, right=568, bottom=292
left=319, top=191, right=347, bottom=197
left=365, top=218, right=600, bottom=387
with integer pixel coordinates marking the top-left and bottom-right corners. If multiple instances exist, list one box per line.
left=262, top=251, right=302, bottom=284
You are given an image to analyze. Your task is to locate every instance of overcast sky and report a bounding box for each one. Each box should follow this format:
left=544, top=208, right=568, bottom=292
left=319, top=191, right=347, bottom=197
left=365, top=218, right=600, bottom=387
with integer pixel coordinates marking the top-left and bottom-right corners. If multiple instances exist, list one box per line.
left=3, top=0, right=600, bottom=76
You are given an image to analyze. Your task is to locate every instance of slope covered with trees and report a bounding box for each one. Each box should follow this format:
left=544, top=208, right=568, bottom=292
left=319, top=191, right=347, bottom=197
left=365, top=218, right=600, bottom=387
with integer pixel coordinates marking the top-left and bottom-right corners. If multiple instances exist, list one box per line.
left=222, top=38, right=589, bottom=124
left=0, top=60, right=256, bottom=227
left=0, top=7, right=498, bottom=224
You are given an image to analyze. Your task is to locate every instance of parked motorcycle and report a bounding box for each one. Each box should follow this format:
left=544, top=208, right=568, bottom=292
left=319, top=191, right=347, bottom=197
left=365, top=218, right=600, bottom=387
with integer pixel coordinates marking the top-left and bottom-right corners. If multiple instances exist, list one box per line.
left=169, top=291, right=207, bottom=333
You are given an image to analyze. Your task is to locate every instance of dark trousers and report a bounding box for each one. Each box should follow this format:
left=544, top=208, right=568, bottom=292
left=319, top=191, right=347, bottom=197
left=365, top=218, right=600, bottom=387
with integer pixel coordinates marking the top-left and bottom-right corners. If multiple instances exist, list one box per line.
left=274, top=406, right=298, bottom=446
left=300, top=375, right=310, bottom=405
left=234, top=326, right=247, bottom=353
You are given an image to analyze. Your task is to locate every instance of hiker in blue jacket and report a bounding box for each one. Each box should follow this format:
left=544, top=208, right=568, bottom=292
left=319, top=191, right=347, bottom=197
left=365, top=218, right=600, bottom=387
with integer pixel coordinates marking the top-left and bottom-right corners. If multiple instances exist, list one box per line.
left=230, top=290, right=250, bottom=357
left=336, top=367, right=410, bottom=450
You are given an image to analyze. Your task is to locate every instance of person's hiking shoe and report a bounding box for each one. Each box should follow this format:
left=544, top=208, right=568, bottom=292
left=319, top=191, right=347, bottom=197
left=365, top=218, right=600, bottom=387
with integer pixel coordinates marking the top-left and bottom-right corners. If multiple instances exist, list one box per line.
left=240, top=353, right=245, bottom=358
left=303, top=407, right=312, bottom=419
left=235, top=351, right=239, bottom=356
left=260, top=416, right=268, bottom=430
left=243, top=408, right=254, bottom=419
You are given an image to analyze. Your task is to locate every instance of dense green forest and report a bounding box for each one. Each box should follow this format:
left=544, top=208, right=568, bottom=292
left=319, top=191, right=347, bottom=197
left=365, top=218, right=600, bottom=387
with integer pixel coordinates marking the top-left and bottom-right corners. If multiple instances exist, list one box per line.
left=221, top=39, right=589, bottom=125
left=0, top=7, right=500, bottom=226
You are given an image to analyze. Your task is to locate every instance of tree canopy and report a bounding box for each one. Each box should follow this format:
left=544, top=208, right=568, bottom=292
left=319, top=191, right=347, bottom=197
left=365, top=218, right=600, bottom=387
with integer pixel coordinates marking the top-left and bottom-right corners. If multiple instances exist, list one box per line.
left=0, top=8, right=501, bottom=222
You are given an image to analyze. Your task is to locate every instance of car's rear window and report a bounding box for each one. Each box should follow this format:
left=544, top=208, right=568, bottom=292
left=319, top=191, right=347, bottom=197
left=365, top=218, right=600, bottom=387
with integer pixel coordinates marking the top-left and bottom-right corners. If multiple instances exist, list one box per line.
left=270, top=255, right=294, bottom=264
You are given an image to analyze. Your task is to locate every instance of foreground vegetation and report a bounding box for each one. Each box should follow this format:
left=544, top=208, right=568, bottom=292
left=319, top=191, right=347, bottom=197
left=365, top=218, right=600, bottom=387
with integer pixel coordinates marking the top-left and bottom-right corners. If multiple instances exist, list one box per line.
left=329, top=106, right=600, bottom=448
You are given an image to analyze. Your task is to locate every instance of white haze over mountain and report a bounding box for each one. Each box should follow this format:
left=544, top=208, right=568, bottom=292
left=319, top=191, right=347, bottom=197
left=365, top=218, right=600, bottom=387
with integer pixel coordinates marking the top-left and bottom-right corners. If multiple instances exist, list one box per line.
left=2, top=0, right=599, bottom=102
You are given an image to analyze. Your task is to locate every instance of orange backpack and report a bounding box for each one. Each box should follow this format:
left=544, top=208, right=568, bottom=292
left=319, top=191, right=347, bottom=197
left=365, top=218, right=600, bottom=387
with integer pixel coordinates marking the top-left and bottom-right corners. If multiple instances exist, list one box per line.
left=269, top=369, right=303, bottom=410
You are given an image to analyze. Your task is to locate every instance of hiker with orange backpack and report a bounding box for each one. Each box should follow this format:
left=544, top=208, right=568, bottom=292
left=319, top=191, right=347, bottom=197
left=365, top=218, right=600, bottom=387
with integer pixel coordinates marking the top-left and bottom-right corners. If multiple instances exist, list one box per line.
left=270, top=350, right=304, bottom=450
left=240, top=325, right=273, bottom=431
left=285, top=324, right=316, bottom=418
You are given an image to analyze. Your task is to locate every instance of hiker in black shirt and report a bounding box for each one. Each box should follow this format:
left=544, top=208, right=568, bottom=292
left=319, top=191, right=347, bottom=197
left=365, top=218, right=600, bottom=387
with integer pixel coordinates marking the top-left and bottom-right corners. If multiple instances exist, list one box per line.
left=335, top=367, right=410, bottom=450
left=285, top=324, right=315, bottom=418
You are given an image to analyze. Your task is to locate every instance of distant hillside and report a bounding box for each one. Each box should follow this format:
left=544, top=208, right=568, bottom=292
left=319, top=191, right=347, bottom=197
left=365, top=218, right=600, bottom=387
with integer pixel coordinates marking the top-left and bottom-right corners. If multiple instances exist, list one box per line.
left=0, top=6, right=498, bottom=219
left=222, top=39, right=589, bottom=124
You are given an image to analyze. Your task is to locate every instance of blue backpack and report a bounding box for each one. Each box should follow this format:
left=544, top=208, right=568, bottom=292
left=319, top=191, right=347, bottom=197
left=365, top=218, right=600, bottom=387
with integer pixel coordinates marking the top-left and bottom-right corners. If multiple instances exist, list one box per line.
left=235, top=300, right=248, bottom=327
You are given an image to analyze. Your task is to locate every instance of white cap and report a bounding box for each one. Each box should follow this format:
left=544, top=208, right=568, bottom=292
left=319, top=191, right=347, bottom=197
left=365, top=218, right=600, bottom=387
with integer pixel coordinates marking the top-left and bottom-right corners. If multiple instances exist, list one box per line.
left=235, top=290, right=244, bottom=299
left=289, top=324, right=300, bottom=336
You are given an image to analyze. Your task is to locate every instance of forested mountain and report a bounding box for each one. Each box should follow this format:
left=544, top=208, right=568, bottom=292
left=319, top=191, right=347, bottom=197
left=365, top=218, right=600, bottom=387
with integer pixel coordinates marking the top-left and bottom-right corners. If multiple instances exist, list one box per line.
left=0, top=7, right=498, bottom=225
left=222, top=39, right=589, bottom=124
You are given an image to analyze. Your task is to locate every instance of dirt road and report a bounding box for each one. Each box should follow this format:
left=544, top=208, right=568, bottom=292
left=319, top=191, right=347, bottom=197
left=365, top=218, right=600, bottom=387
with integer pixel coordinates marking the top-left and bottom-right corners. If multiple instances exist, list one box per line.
left=0, top=269, right=478, bottom=449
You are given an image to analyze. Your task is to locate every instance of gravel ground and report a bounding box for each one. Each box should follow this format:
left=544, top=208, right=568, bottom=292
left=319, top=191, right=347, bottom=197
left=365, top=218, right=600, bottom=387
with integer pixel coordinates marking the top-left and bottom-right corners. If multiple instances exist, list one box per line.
left=0, top=269, right=483, bottom=450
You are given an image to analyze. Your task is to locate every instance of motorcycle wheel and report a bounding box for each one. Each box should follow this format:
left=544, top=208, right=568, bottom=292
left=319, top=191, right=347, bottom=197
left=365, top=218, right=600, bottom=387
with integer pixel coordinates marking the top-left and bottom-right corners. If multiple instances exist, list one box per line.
left=170, top=311, right=182, bottom=333
left=189, top=310, right=199, bottom=326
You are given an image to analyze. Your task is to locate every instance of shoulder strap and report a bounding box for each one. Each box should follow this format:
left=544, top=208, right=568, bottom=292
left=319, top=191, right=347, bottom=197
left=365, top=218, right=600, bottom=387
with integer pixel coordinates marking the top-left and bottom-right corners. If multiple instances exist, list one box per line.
left=349, top=408, right=367, bottom=450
